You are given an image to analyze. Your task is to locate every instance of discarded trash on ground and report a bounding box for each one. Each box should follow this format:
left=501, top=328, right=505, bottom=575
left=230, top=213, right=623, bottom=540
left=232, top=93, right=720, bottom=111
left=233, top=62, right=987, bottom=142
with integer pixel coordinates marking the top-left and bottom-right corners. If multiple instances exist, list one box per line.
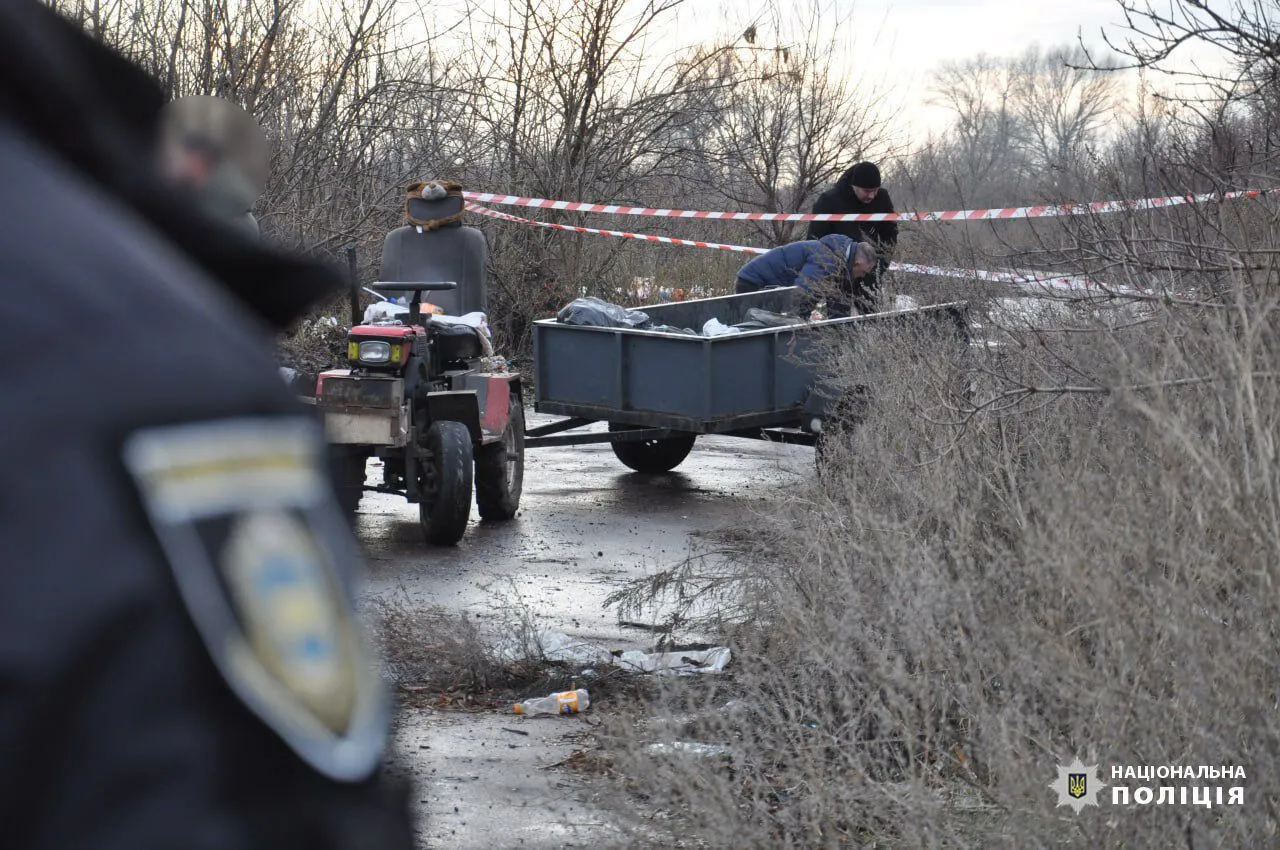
left=494, top=630, right=732, bottom=677
left=495, top=629, right=615, bottom=665
left=614, top=646, right=732, bottom=676
left=646, top=741, right=732, bottom=758
left=514, top=688, right=590, bottom=716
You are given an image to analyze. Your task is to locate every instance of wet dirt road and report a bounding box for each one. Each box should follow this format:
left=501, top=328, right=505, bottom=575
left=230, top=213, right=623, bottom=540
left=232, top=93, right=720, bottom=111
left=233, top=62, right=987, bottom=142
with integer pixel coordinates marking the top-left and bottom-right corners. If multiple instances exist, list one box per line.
left=353, top=415, right=810, bottom=849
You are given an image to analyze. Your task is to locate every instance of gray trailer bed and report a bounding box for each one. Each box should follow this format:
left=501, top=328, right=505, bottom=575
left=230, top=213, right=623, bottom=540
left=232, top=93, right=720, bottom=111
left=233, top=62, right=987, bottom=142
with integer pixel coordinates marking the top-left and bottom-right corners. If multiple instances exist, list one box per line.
left=531, top=288, right=967, bottom=439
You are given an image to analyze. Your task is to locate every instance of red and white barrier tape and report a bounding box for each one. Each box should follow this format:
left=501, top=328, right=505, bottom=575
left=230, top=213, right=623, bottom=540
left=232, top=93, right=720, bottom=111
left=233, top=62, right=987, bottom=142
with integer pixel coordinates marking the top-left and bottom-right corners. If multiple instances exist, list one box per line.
left=465, top=187, right=1275, bottom=222
left=466, top=202, right=768, bottom=254
left=468, top=202, right=1138, bottom=293
left=892, top=263, right=1141, bottom=294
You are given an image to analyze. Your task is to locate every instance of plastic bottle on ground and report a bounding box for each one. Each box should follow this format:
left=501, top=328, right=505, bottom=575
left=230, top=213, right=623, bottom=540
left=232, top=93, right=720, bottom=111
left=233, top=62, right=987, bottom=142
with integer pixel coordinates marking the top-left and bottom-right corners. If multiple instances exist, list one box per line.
left=513, top=688, right=590, bottom=716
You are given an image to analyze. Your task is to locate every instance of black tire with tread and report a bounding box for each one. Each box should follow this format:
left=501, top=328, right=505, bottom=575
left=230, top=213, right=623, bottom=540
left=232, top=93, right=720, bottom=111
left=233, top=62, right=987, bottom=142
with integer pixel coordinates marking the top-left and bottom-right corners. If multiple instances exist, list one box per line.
left=476, top=393, right=525, bottom=520
left=330, top=447, right=367, bottom=518
left=419, top=421, right=474, bottom=546
left=608, top=422, right=696, bottom=473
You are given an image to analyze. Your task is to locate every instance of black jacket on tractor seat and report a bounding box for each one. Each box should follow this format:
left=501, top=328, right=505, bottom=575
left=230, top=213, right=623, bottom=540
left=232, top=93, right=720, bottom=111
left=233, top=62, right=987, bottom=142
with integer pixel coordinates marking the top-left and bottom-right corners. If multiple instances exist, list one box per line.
left=0, top=3, right=414, bottom=849
left=806, top=165, right=900, bottom=315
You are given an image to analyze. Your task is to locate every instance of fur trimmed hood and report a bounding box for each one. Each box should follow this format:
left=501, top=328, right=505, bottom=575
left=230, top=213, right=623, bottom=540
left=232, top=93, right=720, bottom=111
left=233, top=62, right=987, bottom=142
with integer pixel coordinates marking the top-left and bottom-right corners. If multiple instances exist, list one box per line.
left=405, top=180, right=465, bottom=230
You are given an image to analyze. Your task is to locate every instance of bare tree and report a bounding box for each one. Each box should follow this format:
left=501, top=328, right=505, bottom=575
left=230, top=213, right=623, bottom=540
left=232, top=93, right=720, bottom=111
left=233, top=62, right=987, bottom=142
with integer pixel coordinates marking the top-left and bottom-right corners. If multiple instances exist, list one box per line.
left=922, top=44, right=1118, bottom=206
left=48, top=0, right=469, bottom=273
left=700, top=1, right=897, bottom=245
left=929, top=54, right=1024, bottom=194
left=1010, top=45, right=1119, bottom=193
left=452, top=0, right=740, bottom=347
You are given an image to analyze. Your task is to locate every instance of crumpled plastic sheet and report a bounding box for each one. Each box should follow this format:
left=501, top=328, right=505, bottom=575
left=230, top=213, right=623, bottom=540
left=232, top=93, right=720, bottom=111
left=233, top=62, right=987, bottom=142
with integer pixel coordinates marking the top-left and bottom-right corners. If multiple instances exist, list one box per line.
left=556, top=297, right=651, bottom=329
left=494, top=630, right=732, bottom=676
left=615, top=646, right=733, bottom=676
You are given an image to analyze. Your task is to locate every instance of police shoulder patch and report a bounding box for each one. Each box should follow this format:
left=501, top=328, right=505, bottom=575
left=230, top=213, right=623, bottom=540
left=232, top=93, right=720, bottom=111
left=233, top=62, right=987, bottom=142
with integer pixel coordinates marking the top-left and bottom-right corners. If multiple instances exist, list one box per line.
left=122, top=416, right=386, bottom=782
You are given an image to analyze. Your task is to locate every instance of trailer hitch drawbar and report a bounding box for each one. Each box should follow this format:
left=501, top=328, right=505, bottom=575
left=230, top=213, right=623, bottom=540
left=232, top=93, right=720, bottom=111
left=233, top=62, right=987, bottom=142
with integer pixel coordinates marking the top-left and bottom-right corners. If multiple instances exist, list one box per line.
left=523, top=418, right=685, bottom=449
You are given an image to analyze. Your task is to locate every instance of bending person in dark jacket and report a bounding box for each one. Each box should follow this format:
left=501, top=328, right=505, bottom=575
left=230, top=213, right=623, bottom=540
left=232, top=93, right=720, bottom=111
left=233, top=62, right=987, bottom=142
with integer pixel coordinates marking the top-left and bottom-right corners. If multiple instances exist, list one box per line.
left=807, top=161, right=898, bottom=315
left=735, top=234, right=877, bottom=318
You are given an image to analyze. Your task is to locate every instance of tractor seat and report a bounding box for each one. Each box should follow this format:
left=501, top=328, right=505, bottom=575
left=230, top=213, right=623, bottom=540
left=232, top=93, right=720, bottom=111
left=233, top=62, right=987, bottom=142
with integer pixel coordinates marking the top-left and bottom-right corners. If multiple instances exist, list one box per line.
left=431, top=321, right=485, bottom=362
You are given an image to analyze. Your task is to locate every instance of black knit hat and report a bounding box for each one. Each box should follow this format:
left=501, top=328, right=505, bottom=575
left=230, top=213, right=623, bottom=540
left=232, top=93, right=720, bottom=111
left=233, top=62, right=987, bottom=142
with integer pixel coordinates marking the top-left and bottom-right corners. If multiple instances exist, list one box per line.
left=850, top=161, right=881, bottom=189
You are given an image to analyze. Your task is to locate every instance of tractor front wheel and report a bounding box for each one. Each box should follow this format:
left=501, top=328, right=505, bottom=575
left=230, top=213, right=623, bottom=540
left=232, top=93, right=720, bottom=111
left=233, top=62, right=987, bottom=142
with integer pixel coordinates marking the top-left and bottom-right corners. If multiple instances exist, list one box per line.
left=418, top=421, right=474, bottom=546
left=476, top=393, right=525, bottom=520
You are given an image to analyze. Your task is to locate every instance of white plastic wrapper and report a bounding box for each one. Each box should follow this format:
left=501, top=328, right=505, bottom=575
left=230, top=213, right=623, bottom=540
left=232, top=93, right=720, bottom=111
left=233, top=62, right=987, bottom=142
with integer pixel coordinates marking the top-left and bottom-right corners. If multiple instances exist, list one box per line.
left=702, top=318, right=743, bottom=337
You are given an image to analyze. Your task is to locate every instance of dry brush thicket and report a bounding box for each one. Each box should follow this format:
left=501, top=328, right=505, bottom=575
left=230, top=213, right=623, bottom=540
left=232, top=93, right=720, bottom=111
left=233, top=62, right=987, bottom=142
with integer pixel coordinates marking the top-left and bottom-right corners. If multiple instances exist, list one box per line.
left=600, top=192, right=1280, bottom=846
left=597, top=4, right=1280, bottom=848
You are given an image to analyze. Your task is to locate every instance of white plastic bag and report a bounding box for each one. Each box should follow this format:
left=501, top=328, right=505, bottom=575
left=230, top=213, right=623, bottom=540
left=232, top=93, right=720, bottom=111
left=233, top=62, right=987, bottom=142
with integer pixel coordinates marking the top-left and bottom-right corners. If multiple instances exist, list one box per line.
left=702, top=318, right=743, bottom=337
left=363, top=300, right=408, bottom=324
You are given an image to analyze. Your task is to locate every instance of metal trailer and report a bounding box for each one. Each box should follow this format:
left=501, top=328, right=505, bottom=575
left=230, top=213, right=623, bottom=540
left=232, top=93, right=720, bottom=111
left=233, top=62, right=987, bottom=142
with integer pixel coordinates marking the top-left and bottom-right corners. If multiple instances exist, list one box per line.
left=526, top=287, right=968, bottom=472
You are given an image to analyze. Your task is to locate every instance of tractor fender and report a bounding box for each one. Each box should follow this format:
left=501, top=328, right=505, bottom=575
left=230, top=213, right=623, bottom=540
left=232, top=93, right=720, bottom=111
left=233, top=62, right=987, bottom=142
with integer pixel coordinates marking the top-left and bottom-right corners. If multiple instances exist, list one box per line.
left=423, top=391, right=482, bottom=444
left=457, top=373, right=521, bottom=444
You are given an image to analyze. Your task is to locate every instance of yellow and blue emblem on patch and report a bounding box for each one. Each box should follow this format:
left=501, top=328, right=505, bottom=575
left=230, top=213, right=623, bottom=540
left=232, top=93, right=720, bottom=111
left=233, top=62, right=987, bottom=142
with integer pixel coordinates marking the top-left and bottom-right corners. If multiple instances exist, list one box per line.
left=122, top=416, right=385, bottom=782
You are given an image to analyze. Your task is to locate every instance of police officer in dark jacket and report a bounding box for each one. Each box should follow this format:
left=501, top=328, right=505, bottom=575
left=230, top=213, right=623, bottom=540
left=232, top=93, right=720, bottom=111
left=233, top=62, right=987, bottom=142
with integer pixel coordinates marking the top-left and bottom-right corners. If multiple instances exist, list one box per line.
left=0, top=3, right=413, bottom=848
left=806, top=161, right=899, bottom=315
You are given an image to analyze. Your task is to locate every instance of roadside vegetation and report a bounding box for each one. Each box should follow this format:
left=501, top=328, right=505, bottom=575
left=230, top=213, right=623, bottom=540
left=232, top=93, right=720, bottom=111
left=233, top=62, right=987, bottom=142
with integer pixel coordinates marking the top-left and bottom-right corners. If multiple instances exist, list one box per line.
left=584, top=3, right=1280, bottom=845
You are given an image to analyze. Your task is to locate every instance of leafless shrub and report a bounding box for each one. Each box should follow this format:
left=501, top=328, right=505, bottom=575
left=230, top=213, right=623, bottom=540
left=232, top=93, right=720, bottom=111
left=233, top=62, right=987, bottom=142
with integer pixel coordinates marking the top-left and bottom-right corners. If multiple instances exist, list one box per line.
left=365, top=592, right=511, bottom=694
left=596, top=238, right=1280, bottom=846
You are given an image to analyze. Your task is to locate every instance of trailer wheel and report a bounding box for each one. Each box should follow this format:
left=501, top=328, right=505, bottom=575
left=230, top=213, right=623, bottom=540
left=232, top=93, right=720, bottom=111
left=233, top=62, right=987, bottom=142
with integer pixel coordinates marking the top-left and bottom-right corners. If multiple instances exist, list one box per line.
left=419, top=421, right=474, bottom=546
left=330, top=446, right=367, bottom=519
left=476, top=393, right=525, bottom=520
left=608, top=423, right=696, bottom=473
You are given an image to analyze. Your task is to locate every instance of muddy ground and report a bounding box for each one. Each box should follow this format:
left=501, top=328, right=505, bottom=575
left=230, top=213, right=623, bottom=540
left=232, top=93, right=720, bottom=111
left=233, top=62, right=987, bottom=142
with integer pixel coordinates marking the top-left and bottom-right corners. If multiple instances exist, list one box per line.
left=352, top=414, right=810, bottom=848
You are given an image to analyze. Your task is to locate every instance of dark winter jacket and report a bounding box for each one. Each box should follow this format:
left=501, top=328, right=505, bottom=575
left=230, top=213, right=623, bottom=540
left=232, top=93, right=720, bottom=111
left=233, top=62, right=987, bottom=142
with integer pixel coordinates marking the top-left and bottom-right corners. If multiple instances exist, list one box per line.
left=0, top=3, right=414, bottom=848
left=806, top=165, right=899, bottom=254
left=736, top=234, right=858, bottom=293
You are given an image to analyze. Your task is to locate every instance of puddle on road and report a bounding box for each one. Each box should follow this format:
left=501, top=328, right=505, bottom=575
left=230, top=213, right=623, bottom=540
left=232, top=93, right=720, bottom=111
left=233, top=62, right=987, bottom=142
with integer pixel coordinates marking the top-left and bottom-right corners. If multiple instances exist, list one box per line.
left=389, top=709, right=623, bottom=850
left=361, top=432, right=810, bottom=847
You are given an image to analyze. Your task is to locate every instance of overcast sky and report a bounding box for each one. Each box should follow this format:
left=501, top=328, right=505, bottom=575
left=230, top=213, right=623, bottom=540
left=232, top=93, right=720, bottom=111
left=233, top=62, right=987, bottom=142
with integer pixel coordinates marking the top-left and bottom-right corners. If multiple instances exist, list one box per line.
left=854, top=0, right=1127, bottom=138
left=659, top=0, right=1230, bottom=143
left=424, top=0, right=1233, bottom=145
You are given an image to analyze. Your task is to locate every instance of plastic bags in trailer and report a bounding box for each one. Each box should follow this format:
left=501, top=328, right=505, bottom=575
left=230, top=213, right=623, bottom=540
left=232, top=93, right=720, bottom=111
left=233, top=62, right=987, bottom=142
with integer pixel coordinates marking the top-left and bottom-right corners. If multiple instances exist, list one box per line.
left=557, top=297, right=651, bottom=329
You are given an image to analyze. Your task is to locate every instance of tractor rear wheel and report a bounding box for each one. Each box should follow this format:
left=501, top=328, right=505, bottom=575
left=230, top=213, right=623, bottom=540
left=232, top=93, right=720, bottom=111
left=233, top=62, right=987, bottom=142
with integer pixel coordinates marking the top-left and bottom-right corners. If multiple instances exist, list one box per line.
left=418, top=421, right=474, bottom=546
left=476, top=393, right=525, bottom=520
left=608, top=423, right=696, bottom=473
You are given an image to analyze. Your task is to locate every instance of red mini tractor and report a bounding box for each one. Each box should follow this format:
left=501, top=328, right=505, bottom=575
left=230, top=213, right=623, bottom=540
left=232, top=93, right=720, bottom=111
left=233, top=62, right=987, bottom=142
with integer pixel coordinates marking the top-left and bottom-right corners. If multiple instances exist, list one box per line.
left=315, top=281, right=523, bottom=546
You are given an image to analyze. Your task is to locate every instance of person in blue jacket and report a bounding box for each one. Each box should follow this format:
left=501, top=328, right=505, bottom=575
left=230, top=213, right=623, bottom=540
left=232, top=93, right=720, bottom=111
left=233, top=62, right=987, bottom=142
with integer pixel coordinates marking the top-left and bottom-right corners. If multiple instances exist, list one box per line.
left=734, top=234, right=878, bottom=317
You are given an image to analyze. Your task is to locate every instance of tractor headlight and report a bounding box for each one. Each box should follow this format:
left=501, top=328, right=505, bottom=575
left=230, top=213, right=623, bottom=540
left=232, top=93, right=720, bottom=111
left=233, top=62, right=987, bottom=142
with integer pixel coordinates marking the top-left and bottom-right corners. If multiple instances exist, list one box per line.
left=356, top=341, right=392, bottom=364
